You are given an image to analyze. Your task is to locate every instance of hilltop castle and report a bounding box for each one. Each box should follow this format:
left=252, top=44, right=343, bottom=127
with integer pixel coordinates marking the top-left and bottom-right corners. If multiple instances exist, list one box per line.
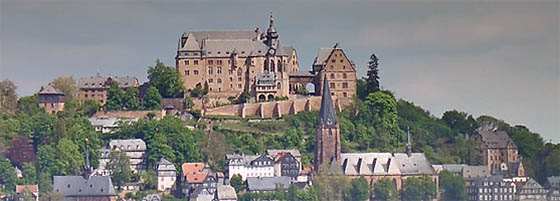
left=176, top=15, right=356, bottom=105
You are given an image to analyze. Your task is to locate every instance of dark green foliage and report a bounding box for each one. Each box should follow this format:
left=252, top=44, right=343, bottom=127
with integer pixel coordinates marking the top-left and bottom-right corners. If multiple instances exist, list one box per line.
left=183, top=96, right=194, bottom=111
left=143, top=86, right=162, bottom=110
left=22, top=162, right=37, bottom=185
left=107, top=150, right=132, bottom=188
left=0, top=157, right=17, bottom=193
left=147, top=59, right=185, bottom=98
left=231, top=91, right=251, bottom=104
left=123, top=88, right=141, bottom=110
left=441, top=110, right=478, bottom=135
left=440, top=170, right=467, bottom=201
left=190, top=83, right=208, bottom=98
left=0, top=80, right=18, bottom=116
left=373, top=178, right=397, bottom=201
left=17, top=95, right=42, bottom=116
left=106, top=81, right=124, bottom=111
left=366, top=53, right=380, bottom=94
left=401, top=176, right=436, bottom=201
left=230, top=174, right=245, bottom=193
left=346, top=176, right=370, bottom=201
left=80, top=100, right=100, bottom=116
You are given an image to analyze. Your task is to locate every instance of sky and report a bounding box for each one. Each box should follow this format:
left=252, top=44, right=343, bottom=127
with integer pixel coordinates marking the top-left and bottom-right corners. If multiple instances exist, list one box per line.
left=1, top=0, right=558, bottom=142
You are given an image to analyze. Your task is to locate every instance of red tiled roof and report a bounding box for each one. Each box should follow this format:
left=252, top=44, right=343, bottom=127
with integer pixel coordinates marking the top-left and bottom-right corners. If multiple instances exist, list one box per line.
left=301, top=167, right=312, bottom=175
left=181, top=163, right=206, bottom=177
left=16, top=185, right=39, bottom=193
left=187, top=173, right=208, bottom=184
left=216, top=172, right=224, bottom=178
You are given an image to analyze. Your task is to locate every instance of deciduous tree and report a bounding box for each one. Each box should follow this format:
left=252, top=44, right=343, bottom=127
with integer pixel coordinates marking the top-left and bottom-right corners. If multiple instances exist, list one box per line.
left=0, top=80, right=18, bottom=116
left=107, top=150, right=132, bottom=189
left=0, top=157, right=17, bottom=193
left=230, top=174, right=245, bottom=193
left=122, top=88, right=140, bottom=110
left=106, top=81, right=124, bottom=111
left=373, top=178, right=397, bottom=201
left=440, top=170, right=467, bottom=201
left=22, top=162, right=37, bottom=185
left=6, top=135, right=35, bottom=168
left=346, top=176, right=370, bottom=201
left=51, top=76, right=78, bottom=103
left=147, top=59, right=184, bottom=98
left=401, top=176, right=436, bottom=201
left=143, top=86, right=162, bottom=110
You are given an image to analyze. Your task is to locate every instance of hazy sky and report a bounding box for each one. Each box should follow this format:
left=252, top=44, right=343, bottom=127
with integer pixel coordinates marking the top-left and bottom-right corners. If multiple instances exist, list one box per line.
left=1, top=0, right=558, bottom=142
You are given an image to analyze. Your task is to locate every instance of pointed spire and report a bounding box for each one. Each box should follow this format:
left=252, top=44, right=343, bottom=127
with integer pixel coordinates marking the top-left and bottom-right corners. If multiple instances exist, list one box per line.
left=406, top=126, right=412, bottom=157
left=267, top=13, right=277, bottom=34
left=318, top=75, right=338, bottom=128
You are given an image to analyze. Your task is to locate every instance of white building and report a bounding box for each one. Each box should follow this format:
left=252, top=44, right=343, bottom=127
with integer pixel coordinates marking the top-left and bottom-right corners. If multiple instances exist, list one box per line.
left=225, top=154, right=274, bottom=181
left=88, top=117, right=138, bottom=134
left=98, top=139, right=147, bottom=175
left=156, top=158, right=177, bottom=192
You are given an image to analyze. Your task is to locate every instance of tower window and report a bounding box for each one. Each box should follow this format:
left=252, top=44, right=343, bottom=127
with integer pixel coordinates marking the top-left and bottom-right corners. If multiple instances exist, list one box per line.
left=217, top=78, right=222, bottom=84
left=342, top=82, right=348, bottom=88
left=330, top=83, right=335, bottom=89
left=217, top=67, right=222, bottom=74
left=208, top=67, right=213, bottom=74
left=217, top=60, right=223, bottom=65
left=208, top=60, right=213, bottom=65
left=194, top=70, right=199, bottom=75
left=185, top=70, right=189, bottom=75
left=343, top=73, right=347, bottom=78
left=184, top=60, right=189, bottom=65
left=330, top=74, right=335, bottom=79
left=194, top=60, right=199, bottom=65
left=208, top=79, right=213, bottom=83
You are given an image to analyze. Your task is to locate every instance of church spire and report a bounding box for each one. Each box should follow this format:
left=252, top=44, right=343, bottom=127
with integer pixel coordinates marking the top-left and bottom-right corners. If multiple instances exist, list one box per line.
left=318, top=75, right=338, bottom=128
left=265, top=13, right=279, bottom=47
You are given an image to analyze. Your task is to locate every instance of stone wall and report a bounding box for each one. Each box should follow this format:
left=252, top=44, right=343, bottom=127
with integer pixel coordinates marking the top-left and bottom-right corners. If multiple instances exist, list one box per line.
left=204, top=96, right=344, bottom=118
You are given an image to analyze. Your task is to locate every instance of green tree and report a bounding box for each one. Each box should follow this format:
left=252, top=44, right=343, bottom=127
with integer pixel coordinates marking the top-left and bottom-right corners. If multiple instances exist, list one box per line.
left=106, top=81, right=124, bottom=111
left=0, top=80, right=18, bottom=116
left=347, top=176, right=370, bottom=201
left=366, top=53, right=380, bottom=94
left=37, top=145, right=58, bottom=176
left=544, top=149, right=560, bottom=178
left=17, top=95, right=42, bottom=116
left=141, top=170, right=156, bottom=190
left=441, top=110, right=478, bottom=135
left=147, top=59, right=185, bottom=98
left=55, top=138, right=85, bottom=175
left=0, top=157, right=17, bottom=193
left=359, top=91, right=401, bottom=146
left=123, top=88, right=140, bottom=110
left=190, top=83, right=208, bottom=98
left=51, top=76, right=78, bottom=103
left=230, top=174, right=245, bottom=193
left=107, top=150, right=132, bottom=189
left=439, top=170, right=467, bottom=201
left=22, top=162, right=37, bottom=185
left=183, top=96, right=194, bottom=111
left=401, top=176, right=436, bottom=201
left=231, top=91, right=251, bottom=104
left=143, top=86, right=162, bottom=110
left=80, top=100, right=100, bottom=116
left=373, top=178, right=397, bottom=201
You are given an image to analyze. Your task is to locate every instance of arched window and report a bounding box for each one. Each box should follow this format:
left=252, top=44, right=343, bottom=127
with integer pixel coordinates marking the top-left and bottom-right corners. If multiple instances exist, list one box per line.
left=277, top=82, right=281, bottom=89
left=270, top=61, right=276, bottom=72
left=343, top=73, right=347, bottom=78
left=217, top=67, right=222, bottom=74
left=217, top=78, right=222, bottom=84
left=237, top=68, right=243, bottom=76
left=330, top=73, right=335, bottom=79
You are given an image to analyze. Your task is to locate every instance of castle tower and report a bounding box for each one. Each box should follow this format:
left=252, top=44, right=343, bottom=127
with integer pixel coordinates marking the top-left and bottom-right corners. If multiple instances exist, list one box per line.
left=38, top=83, right=65, bottom=114
left=314, top=76, right=341, bottom=171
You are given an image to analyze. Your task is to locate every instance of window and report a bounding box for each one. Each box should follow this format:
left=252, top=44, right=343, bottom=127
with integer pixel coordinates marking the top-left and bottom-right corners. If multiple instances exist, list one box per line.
left=238, top=77, right=242, bottom=82
left=194, top=70, right=199, bottom=75
left=184, top=60, right=189, bottom=65
left=208, top=60, right=213, bottom=65
left=330, top=83, right=335, bottom=89
left=208, top=67, right=213, bottom=74
left=217, top=67, right=222, bottom=74
left=330, top=74, right=335, bottom=79
left=185, top=70, right=189, bottom=75
left=238, top=84, right=242, bottom=88
left=330, top=65, right=334, bottom=70
left=229, top=77, right=233, bottom=82
left=208, top=79, right=213, bottom=83
left=237, top=69, right=243, bottom=76
left=331, top=59, right=336, bottom=63
left=229, top=70, right=233, bottom=75
left=194, top=60, right=199, bottom=65
left=343, top=82, right=348, bottom=88
left=343, top=73, right=347, bottom=78
left=343, top=92, right=347, bottom=97
left=217, top=78, right=222, bottom=83
left=217, top=60, right=223, bottom=65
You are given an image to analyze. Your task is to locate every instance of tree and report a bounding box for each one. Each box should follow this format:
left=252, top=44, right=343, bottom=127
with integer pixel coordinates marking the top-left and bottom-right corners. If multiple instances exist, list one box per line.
left=401, top=176, right=436, bottom=201
left=51, top=76, right=78, bottom=103
left=439, top=170, right=467, bottom=201
left=107, top=150, right=132, bottom=188
left=347, top=176, right=370, bottom=201
left=230, top=174, right=245, bottom=193
left=366, top=53, right=380, bottom=94
left=37, top=145, right=57, bottom=176
left=441, top=110, right=478, bottom=135
left=356, top=79, right=369, bottom=100
left=190, top=83, right=208, bottom=98
left=106, top=81, right=124, bottom=111
left=147, top=59, right=184, bottom=98
left=17, top=95, right=42, bottom=116
left=0, top=157, right=17, bottom=193
left=143, top=86, right=162, bottom=110
left=55, top=139, right=84, bottom=175
left=373, top=178, right=397, bottom=201
left=544, top=149, right=560, bottom=178
left=80, top=100, right=100, bottom=116
left=183, top=96, right=194, bottom=111
left=122, top=88, right=140, bottom=110
left=0, top=80, right=18, bottom=116
left=359, top=91, right=401, bottom=146
left=231, top=91, right=250, bottom=104
left=141, top=170, right=156, bottom=190
left=6, top=135, right=35, bottom=168
left=21, top=162, right=37, bottom=185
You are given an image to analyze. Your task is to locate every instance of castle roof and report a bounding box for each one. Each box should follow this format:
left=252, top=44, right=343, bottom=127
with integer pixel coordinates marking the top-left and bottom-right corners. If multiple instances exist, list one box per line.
left=39, top=83, right=64, bottom=95
left=78, top=75, right=138, bottom=89
left=339, top=152, right=437, bottom=176
left=476, top=130, right=517, bottom=149
left=313, top=48, right=334, bottom=66
left=318, top=76, right=337, bottom=128
left=53, top=176, right=116, bottom=197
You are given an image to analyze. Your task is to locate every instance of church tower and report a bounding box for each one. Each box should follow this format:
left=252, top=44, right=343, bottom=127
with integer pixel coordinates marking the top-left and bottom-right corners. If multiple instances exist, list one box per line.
left=314, top=76, right=341, bottom=171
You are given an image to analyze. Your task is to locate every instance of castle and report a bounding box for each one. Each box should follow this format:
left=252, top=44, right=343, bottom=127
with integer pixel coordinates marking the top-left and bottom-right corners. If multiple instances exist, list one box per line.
left=176, top=15, right=356, bottom=105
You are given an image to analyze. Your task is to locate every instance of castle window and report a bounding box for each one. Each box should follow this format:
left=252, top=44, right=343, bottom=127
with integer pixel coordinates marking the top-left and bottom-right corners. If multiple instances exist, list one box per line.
left=217, top=78, right=222, bottom=84
left=185, top=70, right=189, bottom=75
left=238, top=77, right=242, bottom=82
left=330, top=83, right=335, bottom=89
left=238, top=84, right=242, bottom=88
left=331, top=59, right=336, bottom=63
left=208, top=67, right=213, bottom=74
left=208, top=52, right=212, bottom=55
left=340, top=60, right=344, bottom=62
left=217, top=51, right=221, bottom=54
left=217, top=60, right=223, bottom=65
left=194, top=70, right=199, bottom=75
left=208, top=79, right=213, bottom=83
left=343, top=73, right=347, bottom=78
left=193, top=52, right=199, bottom=56
left=229, top=70, right=233, bottom=75
left=184, top=60, right=189, bottom=65
left=230, top=77, right=233, bottom=82
left=343, top=65, right=346, bottom=69
left=194, top=60, right=199, bottom=65
left=330, top=65, right=334, bottom=70
left=217, top=67, right=222, bottom=74
left=241, top=51, right=245, bottom=54
left=330, top=74, right=335, bottom=79
left=208, top=60, right=213, bottom=65
left=343, top=92, right=347, bottom=97
left=226, top=52, right=230, bottom=55
left=343, top=82, right=348, bottom=88
left=237, top=69, right=243, bottom=76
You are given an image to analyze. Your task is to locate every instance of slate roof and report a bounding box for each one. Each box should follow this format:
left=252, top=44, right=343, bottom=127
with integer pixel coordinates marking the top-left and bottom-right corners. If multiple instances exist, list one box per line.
left=318, top=76, right=337, bottom=128
left=520, top=178, right=545, bottom=190
left=475, top=131, right=517, bottom=149
left=492, top=161, right=523, bottom=177
left=78, top=75, right=138, bottom=89
left=226, top=154, right=260, bottom=166
left=247, top=176, right=292, bottom=192
left=548, top=176, right=560, bottom=189
left=288, top=71, right=315, bottom=77
left=339, top=153, right=437, bottom=176
left=312, top=48, right=334, bottom=66
left=470, top=175, right=506, bottom=187
left=39, top=83, right=64, bottom=95
left=266, top=149, right=301, bottom=158
left=156, top=158, right=176, bottom=171
left=462, top=165, right=490, bottom=180
left=53, top=176, right=117, bottom=197
left=108, top=139, right=146, bottom=151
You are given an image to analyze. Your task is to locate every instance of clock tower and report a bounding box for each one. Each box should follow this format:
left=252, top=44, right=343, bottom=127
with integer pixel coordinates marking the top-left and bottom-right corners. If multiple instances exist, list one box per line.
left=314, top=76, right=341, bottom=171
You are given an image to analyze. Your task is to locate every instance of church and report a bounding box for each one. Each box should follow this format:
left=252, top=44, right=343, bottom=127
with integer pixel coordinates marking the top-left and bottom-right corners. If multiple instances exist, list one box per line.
left=314, top=76, right=439, bottom=193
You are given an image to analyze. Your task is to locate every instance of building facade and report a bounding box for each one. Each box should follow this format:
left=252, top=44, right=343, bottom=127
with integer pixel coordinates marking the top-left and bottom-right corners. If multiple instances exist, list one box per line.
left=517, top=178, right=548, bottom=201
left=225, top=154, right=275, bottom=181
left=156, top=158, right=177, bottom=192
left=98, top=139, right=147, bottom=175
left=38, top=83, right=65, bottom=114
left=466, top=176, right=516, bottom=201
left=77, top=75, right=139, bottom=105
left=473, top=130, right=520, bottom=171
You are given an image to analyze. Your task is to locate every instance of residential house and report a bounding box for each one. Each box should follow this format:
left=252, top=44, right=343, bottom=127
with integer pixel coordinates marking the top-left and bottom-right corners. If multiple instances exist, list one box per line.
left=156, top=158, right=177, bottom=192
left=466, top=176, right=516, bottom=201
left=98, top=139, right=147, bottom=175
left=180, top=163, right=217, bottom=199
left=247, top=176, right=292, bottom=193
left=15, top=185, right=39, bottom=201
left=78, top=75, right=138, bottom=105
left=215, top=184, right=237, bottom=201
left=53, top=175, right=117, bottom=201
left=225, top=154, right=275, bottom=181
left=517, top=178, right=548, bottom=201
left=88, top=117, right=138, bottom=134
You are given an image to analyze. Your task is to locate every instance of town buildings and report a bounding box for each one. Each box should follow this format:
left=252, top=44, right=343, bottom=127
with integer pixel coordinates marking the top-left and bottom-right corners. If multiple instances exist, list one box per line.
left=176, top=15, right=356, bottom=104
left=155, top=158, right=177, bottom=192
left=98, top=139, right=147, bottom=175
left=38, top=83, right=65, bottom=114
left=180, top=163, right=219, bottom=199
left=473, top=130, right=521, bottom=171
left=246, top=176, right=292, bottom=193
left=14, top=185, right=39, bottom=201
left=53, top=175, right=117, bottom=201
left=225, top=154, right=275, bottom=181
left=517, top=178, right=548, bottom=201
left=78, top=75, right=139, bottom=105
left=466, top=176, right=516, bottom=201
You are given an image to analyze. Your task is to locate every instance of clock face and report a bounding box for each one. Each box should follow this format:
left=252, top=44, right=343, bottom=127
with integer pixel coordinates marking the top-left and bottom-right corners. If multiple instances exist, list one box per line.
left=268, top=49, right=275, bottom=55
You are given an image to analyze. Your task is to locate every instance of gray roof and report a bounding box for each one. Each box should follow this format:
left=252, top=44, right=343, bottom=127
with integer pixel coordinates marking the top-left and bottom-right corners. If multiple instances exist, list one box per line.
left=185, top=30, right=257, bottom=46
left=462, top=165, right=490, bottom=180
left=78, top=75, right=138, bottom=89
left=53, top=176, right=117, bottom=197
left=475, top=131, right=517, bottom=149
left=108, top=139, right=146, bottom=151
left=470, top=175, right=507, bottom=187
left=318, top=76, right=337, bottom=128
left=521, top=178, right=545, bottom=190
left=312, top=48, right=333, bottom=66
left=340, top=152, right=437, bottom=176
left=247, top=176, right=292, bottom=191
left=39, top=83, right=64, bottom=95
left=548, top=176, right=560, bottom=189
left=226, top=154, right=260, bottom=166
left=440, top=164, right=467, bottom=173
left=156, top=158, right=176, bottom=171
left=217, top=185, right=237, bottom=200
left=492, top=161, right=523, bottom=177
left=266, top=149, right=301, bottom=158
